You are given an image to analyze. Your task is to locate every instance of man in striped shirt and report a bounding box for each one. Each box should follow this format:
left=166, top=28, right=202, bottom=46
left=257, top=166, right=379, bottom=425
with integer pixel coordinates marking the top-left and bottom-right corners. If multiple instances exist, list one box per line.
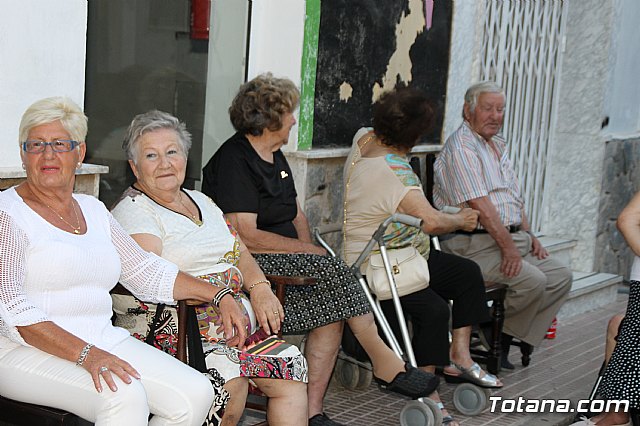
left=433, top=81, right=572, bottom=370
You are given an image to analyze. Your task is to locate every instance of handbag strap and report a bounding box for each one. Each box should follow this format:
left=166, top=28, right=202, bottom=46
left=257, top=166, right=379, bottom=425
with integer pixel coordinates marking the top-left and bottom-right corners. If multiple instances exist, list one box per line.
left=145, top=303, right=166, bottom=346
left=185, top=304, right=207, bottom=373
left=343, top=133, right=375, bottom=259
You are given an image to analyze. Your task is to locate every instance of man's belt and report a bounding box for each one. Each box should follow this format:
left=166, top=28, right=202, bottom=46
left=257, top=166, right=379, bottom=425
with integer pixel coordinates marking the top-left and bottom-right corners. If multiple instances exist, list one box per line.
left=455, top=224, right=522, bottom=235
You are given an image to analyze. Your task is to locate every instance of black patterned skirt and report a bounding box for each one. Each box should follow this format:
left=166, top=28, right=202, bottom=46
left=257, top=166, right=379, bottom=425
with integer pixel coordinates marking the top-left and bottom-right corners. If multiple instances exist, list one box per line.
left=253, top=253, right=372, bottom=334
left=599, top=280, right=640, bottom=407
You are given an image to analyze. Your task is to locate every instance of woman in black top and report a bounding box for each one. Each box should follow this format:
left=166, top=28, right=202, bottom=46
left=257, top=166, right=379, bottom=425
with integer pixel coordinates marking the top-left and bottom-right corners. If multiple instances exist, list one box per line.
left=202, top=74, right=438, bottom=426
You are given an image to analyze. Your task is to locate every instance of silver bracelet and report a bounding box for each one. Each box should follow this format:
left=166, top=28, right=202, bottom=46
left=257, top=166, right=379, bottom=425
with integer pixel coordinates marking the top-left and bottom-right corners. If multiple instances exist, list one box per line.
left=212, top=288, right=234, bottom=308
left=76, top=343, right=94, bottom=366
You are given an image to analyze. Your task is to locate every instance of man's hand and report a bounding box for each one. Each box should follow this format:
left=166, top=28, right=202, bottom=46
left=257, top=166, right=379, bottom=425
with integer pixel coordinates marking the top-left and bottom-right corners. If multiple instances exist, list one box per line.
left=248, top=284, right=284, bottom=336
left=457, top=208, right=480, bottom=232
left=500, top=245, right=523, bottom=278
left=530, top=235, right=549, bottom=260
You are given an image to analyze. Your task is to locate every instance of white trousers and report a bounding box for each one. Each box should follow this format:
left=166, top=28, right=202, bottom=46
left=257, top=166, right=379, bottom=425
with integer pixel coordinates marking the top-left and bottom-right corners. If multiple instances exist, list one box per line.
left=0, top=336, right=214, bottom=426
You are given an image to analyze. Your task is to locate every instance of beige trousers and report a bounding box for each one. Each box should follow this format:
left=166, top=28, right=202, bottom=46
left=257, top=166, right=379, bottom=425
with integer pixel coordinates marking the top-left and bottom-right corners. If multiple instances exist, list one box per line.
left=441, top=231, right=572, bottom=346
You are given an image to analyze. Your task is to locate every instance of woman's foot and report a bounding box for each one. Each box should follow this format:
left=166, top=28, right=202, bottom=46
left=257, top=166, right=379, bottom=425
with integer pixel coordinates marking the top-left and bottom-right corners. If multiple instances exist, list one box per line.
left=570, top=411, right=631, bottom=425
left=443, top=362, right=503, bottom=388
left=374, top=363, right=440, bottom=398
left=429, top=392, right=459, bottom=426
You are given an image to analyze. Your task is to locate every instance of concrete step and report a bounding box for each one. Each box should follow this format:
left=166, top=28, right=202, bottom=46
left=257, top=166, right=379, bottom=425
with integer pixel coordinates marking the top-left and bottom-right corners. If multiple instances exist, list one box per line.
left=537, top=235, right=577, bottom=270
left=557, top=271, right=623, bottom=320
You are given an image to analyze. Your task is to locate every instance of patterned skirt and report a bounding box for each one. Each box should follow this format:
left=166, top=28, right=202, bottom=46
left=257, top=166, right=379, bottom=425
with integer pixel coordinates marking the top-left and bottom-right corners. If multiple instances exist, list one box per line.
left=112, top=269, right=307, bottom=426
left=252, top=253, right=371, bottom=334
left=599, top=280, right=640, bottom=407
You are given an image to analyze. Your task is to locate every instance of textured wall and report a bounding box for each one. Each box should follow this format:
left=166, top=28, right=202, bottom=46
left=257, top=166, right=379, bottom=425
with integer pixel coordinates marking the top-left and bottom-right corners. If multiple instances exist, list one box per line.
left=543, top=0, right=615, bottom=272
left=595, top=138, right=640, bottom=279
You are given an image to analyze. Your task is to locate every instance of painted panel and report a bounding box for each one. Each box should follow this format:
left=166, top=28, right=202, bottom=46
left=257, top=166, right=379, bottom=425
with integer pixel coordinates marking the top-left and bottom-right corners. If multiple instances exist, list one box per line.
left=311, top=0, right=452, bottom=148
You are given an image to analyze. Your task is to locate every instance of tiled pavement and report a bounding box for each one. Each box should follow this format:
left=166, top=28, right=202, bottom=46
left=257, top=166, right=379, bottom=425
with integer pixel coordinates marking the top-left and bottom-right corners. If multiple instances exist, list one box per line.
left=243, top=288, right=629, bottom=425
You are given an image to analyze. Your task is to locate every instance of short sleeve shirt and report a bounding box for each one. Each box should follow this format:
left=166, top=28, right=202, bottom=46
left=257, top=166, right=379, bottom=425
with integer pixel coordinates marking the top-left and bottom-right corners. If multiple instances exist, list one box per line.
left=433, top=122, right=524, bottom=227
left=343, top=129, right=430, bottom=266
left=201, top=132, right=298, bottom=238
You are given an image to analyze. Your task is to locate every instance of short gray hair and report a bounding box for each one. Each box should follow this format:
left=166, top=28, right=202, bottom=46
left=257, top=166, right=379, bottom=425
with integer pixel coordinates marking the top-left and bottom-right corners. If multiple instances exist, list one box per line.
left=19, top=97, right=88, bottom=144
left=122, top=110, right=192, bottom=163
left=463, top=81, right=505, bottom=117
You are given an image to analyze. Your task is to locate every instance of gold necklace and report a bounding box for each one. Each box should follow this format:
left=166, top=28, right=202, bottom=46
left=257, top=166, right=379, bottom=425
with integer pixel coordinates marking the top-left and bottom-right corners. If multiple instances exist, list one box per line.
left=179, top=192, right=203, bottom=226
left=46, top=200, right=82, bottom=234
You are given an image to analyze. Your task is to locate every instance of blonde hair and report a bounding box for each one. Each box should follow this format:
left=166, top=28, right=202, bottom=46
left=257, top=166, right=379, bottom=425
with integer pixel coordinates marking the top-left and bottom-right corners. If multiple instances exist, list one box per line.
left=19, top=97, right=88, bottom=144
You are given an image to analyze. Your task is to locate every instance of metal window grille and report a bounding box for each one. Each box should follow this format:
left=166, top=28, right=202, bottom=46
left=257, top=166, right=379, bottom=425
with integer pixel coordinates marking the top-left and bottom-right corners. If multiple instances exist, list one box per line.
left=479, top=1, right=566, bottom=232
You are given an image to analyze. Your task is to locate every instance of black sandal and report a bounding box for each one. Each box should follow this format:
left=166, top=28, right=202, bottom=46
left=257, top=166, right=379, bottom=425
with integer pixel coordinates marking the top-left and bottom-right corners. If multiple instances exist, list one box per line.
left=374, top=363, right=439, bottom=399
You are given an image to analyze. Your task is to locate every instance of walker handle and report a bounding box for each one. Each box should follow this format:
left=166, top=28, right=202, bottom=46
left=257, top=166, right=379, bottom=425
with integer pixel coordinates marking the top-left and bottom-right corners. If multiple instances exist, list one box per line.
left=389, top=213, right=422, bottom=229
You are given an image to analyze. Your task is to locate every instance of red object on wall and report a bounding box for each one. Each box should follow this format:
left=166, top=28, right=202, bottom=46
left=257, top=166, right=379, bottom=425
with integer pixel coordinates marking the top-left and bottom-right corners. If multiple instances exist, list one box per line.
left=191, top=0, right=210, bottom=40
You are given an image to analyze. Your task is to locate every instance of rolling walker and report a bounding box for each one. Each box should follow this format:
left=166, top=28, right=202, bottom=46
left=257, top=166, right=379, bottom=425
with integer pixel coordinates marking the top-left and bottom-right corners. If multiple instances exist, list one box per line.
left=317, top=214, right=490, bottom=425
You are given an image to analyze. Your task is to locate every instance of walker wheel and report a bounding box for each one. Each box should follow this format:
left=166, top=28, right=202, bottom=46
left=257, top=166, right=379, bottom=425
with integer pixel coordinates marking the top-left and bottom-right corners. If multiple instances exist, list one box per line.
left=399, top=399, right=443, bottom=426
left=334, top=358, right=360, bottom=390
left=356, top=365, right=373, bottom=390
left=452, top=383, right=490, bottom=416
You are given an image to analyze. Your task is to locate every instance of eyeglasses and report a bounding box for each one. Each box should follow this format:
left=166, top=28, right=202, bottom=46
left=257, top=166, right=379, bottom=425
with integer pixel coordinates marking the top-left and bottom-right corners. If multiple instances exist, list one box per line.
left=21, top=139, right=80, bottom=153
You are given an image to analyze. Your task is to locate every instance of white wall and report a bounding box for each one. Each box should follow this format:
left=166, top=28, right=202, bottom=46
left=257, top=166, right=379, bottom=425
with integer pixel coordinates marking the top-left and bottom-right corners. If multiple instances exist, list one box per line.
left=442, top=0, right=484, bottom=140
left=202, top=0, right=306, bottom=168
left=247, top=0, right=306, bottom=151
left=0, top=1, right=88, bottom=167
left=603, top=0, right=640, bottom=138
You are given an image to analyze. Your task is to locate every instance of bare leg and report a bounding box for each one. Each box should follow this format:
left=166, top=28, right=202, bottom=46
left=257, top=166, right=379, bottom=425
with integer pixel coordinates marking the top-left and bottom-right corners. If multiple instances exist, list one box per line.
left=220, top=377, right=249, bottom=426
left=347, top=313, right=405, bottom=382
left=253, top=378, right=307, bottom=425
left=605, top=314, right=624, bottom=365
left=305, top=321, right=343, bottom=418
left=445, top=325, right=502, bottom=386
left=587, top=411, right=630, bottom=425
left=419, top=366, right=459, bottom=426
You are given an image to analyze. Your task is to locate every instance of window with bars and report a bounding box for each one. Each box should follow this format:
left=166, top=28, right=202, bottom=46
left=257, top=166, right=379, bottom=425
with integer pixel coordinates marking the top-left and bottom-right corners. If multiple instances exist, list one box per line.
left=479, top=1, right=566, bottom=232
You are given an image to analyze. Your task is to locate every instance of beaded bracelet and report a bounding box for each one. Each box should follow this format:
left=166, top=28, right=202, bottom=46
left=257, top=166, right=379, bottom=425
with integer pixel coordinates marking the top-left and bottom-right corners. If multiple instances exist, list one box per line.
left=212, top=287, right=234, bottom=308
left=248, top=279, right=271, bottom=293
left=76, top=343, right=94, bottom=366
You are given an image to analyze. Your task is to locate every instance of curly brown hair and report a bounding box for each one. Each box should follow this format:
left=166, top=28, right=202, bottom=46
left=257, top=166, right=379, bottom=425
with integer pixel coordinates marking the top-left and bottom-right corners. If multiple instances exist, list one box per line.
left=229, top=73, right=300, bottom=136
left=372, top=87, right=435, bottom=151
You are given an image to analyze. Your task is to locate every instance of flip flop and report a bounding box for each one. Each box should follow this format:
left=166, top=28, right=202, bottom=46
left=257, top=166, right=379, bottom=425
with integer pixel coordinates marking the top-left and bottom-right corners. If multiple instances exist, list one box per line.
left=374, top=363, right=440, bottom=399
left=443, top=362, right=502, bottom=388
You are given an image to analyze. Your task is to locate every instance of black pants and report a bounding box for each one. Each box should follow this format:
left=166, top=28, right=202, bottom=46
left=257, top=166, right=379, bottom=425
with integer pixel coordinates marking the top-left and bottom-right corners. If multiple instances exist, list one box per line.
left=380, top=250, right=490, bottom=367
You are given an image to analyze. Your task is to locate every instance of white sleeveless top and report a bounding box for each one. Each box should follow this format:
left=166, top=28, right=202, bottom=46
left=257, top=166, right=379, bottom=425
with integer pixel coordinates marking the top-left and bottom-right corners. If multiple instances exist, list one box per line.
left=631, top=256, right=640, bottom=282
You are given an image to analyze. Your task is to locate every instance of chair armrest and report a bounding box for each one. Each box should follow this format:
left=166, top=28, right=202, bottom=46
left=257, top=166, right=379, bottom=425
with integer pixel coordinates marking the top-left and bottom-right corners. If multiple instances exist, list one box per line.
left=265, top=274, right=317, bottom=307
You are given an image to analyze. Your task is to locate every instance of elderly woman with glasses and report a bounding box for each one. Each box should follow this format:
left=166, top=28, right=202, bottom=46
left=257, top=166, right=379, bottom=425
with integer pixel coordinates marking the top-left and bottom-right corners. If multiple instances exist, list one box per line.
left=0, top=97, right=248, bottom=425
left=111, top=110, right=308, bottom=426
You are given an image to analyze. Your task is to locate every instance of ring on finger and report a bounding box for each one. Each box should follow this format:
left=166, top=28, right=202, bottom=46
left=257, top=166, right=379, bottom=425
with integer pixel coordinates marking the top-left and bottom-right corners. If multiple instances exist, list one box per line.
left=99, top=366, right=109, bottom=374
left=273, top=310, right=279, bottom=316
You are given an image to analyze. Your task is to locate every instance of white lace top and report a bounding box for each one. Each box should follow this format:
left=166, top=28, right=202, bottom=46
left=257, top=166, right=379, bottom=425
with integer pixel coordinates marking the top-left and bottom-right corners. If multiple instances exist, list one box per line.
left=111, top=188, right=236, bottom=276
left=0, top=187, right=179, bottom=351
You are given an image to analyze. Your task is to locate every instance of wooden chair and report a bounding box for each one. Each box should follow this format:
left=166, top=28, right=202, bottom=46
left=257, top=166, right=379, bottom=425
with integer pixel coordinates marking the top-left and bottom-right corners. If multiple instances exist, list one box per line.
left=0, top=274, right=314, bottom=426
left=469, top=281, right=507, bottom=375
left=113, top=274, right=315, bottom=426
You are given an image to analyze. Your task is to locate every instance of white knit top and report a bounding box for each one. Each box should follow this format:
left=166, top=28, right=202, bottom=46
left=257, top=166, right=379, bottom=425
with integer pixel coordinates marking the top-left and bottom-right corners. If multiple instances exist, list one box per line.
left=0, top=187, right=179, bottom=351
